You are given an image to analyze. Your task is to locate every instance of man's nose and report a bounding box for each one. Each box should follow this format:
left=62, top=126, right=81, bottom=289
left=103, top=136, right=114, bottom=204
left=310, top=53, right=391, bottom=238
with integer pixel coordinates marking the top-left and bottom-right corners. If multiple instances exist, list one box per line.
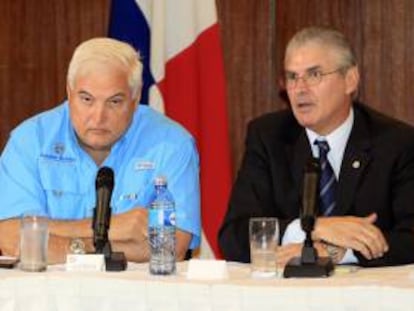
left=91, top=104, right=107, bottom=124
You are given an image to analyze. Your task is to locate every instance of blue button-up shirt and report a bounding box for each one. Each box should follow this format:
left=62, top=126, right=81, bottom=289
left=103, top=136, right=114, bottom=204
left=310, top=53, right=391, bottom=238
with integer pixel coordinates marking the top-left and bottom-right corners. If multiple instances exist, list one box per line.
left=0, top=102, right=200, bottom=248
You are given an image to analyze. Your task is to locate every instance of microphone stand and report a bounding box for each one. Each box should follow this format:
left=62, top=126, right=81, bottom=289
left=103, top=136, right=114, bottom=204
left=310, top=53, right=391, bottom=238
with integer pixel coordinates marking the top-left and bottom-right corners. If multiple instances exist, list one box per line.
left=283, top=159, right=334, bottom=278
left=93, top=208, right=127, bottom=272
left=283, top=217, right=333, bottom=277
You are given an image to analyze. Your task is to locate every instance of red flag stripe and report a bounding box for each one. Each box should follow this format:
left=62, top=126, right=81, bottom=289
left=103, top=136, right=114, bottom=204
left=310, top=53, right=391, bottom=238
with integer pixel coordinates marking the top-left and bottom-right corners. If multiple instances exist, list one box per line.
left=158, top=24, right=231, bottom=257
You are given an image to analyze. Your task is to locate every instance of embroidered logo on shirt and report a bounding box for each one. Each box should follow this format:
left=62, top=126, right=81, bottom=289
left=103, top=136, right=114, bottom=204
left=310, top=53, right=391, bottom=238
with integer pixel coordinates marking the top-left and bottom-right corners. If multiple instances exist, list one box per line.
left=134, top=160, right=155, bottom=170
left=54, top=143, right=65, bottom=155
left=39, top=143, right=75, bottom=163
left=40, top=154, right=75, bottom=163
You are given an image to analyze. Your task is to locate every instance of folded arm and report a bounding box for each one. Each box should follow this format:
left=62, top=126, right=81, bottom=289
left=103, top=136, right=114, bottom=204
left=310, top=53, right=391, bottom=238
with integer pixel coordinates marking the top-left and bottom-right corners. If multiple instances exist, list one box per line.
left=0, top=207, right=192, bottom=264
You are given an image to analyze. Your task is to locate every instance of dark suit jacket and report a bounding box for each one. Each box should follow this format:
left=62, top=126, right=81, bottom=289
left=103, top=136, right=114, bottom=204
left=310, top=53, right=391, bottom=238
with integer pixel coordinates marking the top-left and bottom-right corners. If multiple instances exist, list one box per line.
left=219, top=103, right=414, bottom=267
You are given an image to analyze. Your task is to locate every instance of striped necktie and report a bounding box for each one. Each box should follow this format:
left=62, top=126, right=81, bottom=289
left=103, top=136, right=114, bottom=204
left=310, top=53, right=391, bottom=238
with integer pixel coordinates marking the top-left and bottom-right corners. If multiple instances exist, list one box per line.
left=314, top=140, right=337, bottom=216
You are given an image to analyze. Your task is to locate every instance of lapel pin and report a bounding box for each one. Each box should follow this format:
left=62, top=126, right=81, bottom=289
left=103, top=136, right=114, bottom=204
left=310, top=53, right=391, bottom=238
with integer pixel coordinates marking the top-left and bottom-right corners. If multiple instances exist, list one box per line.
left=352, top=160, right=360, bottom=169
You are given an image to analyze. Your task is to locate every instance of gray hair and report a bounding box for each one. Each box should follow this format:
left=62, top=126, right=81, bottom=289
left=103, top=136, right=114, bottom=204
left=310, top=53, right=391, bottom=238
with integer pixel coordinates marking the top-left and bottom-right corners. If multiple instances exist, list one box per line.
left=67, top=37, right=143, bottom=99
left=285, top=26, right=357, bottom=70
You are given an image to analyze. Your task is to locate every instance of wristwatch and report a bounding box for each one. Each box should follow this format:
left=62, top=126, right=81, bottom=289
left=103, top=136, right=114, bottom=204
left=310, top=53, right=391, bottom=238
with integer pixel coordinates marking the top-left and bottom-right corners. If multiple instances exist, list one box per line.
left=69, top=238, right=86, bottom=254
left=322, top=241, right=341, bottom=263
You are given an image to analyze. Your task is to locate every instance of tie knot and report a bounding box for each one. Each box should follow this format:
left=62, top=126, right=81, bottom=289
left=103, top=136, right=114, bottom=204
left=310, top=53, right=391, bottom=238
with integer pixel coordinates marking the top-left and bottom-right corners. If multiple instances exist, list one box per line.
left=314, top=139, right=330, bottom=154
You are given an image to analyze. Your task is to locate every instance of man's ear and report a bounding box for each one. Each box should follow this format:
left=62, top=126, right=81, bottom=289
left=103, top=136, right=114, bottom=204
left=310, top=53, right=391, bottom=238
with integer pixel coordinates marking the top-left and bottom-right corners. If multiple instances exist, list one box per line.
left=345, top=66, right=360, bottom=95
left=66, top=84, right=71, bottom=100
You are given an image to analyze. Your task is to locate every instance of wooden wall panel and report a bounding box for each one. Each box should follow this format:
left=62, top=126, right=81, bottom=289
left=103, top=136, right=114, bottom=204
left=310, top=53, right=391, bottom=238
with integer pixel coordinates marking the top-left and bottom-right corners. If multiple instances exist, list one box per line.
left=217, top=0, right=276, bottom=175
left=0, top=0, right=110, bottom=150
left=360, top=0, right=414, bottom=123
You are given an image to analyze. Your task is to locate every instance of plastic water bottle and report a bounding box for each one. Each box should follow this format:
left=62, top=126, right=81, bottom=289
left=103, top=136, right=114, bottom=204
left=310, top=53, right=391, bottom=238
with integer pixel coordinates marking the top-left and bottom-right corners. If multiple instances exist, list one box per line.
left=148, top=176, right=176, bottom=275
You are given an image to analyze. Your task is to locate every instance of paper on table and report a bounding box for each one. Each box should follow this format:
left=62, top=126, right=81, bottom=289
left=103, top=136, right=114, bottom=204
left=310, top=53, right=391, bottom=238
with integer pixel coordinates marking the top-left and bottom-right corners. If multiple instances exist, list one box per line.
left=187, top=259, right=228, bottom=280
left=65, top=254, right=105, bottom=272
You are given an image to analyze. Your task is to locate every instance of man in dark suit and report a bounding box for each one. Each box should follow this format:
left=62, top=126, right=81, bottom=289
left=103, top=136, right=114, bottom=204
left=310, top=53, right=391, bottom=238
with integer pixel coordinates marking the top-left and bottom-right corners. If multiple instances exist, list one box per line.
left=218, top=26, right=414, bottom=267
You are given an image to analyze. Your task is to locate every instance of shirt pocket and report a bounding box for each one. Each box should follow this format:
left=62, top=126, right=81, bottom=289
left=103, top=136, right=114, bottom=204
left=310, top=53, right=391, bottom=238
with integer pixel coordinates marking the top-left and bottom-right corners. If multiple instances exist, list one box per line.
left=38, top=157, right=91, bottom=219
left=115, top=158, right=156, bottom=213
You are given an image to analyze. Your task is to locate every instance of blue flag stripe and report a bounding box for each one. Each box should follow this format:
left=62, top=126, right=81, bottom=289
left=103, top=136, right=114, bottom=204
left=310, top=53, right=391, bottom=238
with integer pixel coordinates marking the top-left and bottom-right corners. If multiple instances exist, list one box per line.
left=108, top=0, right=155, bottom=105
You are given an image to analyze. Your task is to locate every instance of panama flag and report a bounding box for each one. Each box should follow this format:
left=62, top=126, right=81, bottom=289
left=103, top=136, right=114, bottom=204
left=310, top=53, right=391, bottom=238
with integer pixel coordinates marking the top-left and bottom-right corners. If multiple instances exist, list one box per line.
left=108, top=0, right=232, bottom=258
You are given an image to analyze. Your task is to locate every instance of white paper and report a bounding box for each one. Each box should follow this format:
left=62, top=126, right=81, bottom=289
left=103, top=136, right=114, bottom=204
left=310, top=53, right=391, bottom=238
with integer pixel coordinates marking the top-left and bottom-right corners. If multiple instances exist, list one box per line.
left=65, top=254, right=105, bottom=272
left=186, top=259, right=228, bottom=280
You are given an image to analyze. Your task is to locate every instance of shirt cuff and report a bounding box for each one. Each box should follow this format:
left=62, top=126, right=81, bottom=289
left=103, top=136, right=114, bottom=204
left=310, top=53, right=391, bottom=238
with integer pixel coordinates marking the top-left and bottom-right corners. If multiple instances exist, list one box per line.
left=339, top=248, right=358, bottom=264
left=281, top=218, right=305, bottom=245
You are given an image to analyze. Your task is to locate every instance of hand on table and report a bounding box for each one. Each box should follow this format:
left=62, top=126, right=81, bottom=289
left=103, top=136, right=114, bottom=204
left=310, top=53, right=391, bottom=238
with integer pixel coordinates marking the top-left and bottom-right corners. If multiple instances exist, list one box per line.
left=312, top=213, right=388, bottom=260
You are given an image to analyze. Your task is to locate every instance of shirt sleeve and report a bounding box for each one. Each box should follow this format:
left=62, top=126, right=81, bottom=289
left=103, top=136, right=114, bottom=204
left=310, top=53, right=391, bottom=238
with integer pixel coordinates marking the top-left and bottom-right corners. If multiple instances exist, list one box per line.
left=0, top=127, right=47, bottom=219
left=156, top=137, right=201, bottom=250
left=281, top=218, right=305, bottom=244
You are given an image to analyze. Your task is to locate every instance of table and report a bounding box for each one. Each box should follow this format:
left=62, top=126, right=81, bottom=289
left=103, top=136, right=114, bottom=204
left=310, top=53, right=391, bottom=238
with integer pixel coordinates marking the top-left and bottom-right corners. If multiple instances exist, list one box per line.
left=0, top=261, right=413, bottom=311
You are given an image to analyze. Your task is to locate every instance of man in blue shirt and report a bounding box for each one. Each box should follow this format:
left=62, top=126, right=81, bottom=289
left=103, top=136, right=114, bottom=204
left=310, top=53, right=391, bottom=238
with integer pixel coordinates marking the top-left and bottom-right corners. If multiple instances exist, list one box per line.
left=0, top=38, right=200, bottom=263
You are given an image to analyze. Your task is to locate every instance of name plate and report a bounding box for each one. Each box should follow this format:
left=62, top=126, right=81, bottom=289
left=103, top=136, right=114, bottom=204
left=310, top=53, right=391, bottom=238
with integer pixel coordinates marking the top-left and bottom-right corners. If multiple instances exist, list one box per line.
left=65, top=254, right=105, bottom=272
left=187, top=259, right=228, bottom=280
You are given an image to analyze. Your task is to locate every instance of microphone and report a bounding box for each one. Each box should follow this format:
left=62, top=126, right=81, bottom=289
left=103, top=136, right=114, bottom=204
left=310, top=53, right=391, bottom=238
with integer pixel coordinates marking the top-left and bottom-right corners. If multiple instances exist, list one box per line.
left=300, top=159, right=319, bottom=264
left=93, top=167, right=114, bottom=253
left=283, top=158, right=334, bottom=278
left=91, top=167, right=127, bottom=271
left=300, top=159, right=319, bottom=234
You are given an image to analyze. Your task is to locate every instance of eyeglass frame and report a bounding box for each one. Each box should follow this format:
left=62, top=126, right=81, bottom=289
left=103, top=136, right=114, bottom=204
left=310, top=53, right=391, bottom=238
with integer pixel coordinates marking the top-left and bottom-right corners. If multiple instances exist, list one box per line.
left=283, top=66, right=349, bottom=89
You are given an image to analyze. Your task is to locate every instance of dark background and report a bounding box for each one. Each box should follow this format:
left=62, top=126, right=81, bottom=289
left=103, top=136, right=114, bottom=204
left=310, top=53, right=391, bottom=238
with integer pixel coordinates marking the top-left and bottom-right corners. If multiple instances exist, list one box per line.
left=1, top=0, right=413, bottom=177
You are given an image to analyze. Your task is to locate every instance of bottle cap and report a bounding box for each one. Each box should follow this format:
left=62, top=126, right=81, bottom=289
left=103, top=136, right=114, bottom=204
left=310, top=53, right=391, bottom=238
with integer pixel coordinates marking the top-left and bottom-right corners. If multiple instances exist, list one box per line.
left=154, top=176, right=167, bottom=186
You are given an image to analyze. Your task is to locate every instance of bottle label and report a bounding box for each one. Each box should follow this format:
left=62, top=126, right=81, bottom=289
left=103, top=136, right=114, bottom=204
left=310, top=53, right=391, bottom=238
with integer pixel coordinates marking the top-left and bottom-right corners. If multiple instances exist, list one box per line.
left=149, top=209, right=176, bottom=227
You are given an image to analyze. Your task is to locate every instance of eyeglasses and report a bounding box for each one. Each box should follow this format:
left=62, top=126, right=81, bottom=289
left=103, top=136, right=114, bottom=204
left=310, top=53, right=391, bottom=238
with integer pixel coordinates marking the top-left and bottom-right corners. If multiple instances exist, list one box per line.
left=284, top=67, right=346, bottom=89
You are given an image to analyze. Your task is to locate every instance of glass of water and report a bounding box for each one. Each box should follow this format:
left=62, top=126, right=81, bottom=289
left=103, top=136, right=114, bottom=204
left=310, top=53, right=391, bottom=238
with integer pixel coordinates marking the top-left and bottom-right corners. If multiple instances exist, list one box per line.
left=249, top=217, right=279, bottom=278
left=19, top=212, right=49, bottom=272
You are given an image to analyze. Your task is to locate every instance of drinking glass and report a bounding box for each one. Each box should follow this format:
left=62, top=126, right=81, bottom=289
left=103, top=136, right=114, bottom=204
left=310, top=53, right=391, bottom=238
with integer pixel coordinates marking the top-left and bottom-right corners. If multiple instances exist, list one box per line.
left=19, top=213, right=49, bottom=272
left=249, top=217, right=279, bottom=278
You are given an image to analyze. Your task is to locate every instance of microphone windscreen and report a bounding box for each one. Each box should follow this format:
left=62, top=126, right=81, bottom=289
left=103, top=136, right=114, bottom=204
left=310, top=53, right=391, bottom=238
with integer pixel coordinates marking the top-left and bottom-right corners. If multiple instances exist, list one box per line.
left=96, top=167, right=114, bottom=190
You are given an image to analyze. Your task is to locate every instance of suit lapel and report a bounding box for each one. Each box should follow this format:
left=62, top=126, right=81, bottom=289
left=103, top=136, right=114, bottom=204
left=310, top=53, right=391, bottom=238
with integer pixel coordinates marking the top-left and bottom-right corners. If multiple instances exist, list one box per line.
left=336, top=107, right=372, bottom=215
left=285, top=130, right=313, bottom=197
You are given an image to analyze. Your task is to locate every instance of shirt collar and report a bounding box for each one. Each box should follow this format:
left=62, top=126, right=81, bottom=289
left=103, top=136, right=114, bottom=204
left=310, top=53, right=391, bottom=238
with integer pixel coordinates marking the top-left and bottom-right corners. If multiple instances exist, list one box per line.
left=305, top=108, right=354, bottom=177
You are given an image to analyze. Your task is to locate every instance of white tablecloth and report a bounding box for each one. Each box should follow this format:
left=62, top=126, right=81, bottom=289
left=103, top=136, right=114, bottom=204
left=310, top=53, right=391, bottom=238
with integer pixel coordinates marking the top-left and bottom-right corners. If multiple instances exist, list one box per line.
left=0, top=261, right=414, bottom=311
